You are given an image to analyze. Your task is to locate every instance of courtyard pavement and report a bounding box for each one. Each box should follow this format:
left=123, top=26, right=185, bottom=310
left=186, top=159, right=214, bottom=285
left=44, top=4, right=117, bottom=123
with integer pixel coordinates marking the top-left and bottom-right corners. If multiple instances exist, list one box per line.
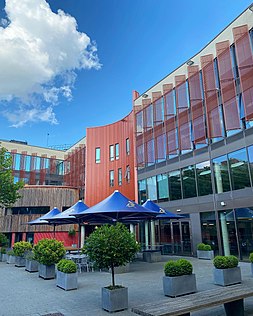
left=1, top=256, right=253, bottom=316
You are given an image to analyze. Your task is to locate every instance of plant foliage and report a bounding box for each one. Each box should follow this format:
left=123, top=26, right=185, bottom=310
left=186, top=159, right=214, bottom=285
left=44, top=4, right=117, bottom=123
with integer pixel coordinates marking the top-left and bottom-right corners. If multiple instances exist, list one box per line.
left=7, top=250, right=14, bottom=256
left=164, top=259, right=193, bottom=277
left=0, top=247, right=6, bottom=254
left=0, top=233, right=8, bottom=247
left=13, top=241, right=32, bottom=257
left=213, top=255, right=238, bottom=269
left=57, top=259, right=77, bottom=273
left=249, top=253, right=253, bottom=263
left=197, top=243, right=212, bottom=251
left=68, top=228, right=76, bottom=237
left=0, top=147, right=24, bottom=208
left=83, top=223, right=140, bottom=287
left=33, top=238, right=66, bottom=266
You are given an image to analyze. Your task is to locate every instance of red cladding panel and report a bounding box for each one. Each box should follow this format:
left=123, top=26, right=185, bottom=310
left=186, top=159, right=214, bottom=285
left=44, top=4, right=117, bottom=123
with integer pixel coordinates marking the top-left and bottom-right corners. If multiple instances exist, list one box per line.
left=233, top=25, right=253, bottom=120
left=188, top=65, right=206, bottom=143
left=201, top=54, right=223, bottom=138
left=216, top=41, right=240, bottom=130
left=175, top=75, right=191, bottom=150
left=34, top=232, right=78, bottom=247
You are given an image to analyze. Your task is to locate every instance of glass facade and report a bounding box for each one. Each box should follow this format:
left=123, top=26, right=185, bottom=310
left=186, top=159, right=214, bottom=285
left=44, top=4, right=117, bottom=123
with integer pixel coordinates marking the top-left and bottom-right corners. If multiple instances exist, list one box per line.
left=157, top=174, right=169, bottom=202
left=182, top=165, right=197, bottom=198
left=213, top=155, right=230, bottom=193
left=196, top=161, right=212, bottom=196
left=168, top=170, right=182, bottom=201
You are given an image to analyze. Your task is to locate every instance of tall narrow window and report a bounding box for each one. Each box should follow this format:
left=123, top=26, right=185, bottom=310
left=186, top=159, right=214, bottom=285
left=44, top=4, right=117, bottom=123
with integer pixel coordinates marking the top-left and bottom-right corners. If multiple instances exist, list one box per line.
left=125, top=165, right=130, bottom=183
left=115, top=143, right=119, bottom=160
left=95, top=147, right=101, bottom=164
left=109, top=170, right=114, bottom=187
left=109, top=145, right=114, bottom=161
left=126, top=138, right=130, bottom=155
left=118, top=168, right=122, bottom=186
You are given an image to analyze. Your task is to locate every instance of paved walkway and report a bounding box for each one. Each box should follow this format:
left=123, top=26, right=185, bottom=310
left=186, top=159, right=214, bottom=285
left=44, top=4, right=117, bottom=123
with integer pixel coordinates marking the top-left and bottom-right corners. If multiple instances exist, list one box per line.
left=1, top=256, right=253, bottom=316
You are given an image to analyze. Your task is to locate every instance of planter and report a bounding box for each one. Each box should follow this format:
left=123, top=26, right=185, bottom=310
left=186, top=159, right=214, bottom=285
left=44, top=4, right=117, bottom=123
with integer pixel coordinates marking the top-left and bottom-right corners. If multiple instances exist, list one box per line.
left=163, top=274, right=197, bottom=297
left=25, top=259, right=39, bottom=272
left=15, top=256, right=26, bottom=267
left=2, top=253, right=8, bottom=262
left=7, top=255, right=16, bottom=264
left=108, top=263, right=130, bottom=274
left=213, top=267, right=241, bottom=286
left=143, top=250, right=162, bottom=263
left=0, top=253, right=2, bottom=262
left=38, top=264, right=55, bottom=279
left=56, top=270, right=78, bottom=290
left=102, top=286, right=128, bottom=312
left=197, top=250, right=214, bottom=260
left=251, top=263, right=253, bottom=277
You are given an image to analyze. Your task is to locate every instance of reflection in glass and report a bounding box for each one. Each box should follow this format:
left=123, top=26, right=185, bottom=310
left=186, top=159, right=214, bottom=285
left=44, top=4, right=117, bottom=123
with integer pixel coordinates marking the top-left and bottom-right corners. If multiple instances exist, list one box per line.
left=138, top=180, right=147, bottom=204
left=213, top=155, right=230, bottom=193
left=218, top=210, right=238, bottom=256
left=182, top=165, right=197, bottom=198
left=168, top=170, right=182, bottom=200
left=228, top=148, right=250, bottom=190
left=200, top=212, right=218, bottom=253
left=157, top=174, right=169, bottom=201
left=196, top=161, right=213, bottom=196
left=147, top=176, right=157, bottom=201
left=247, top=145, right=253, bottom=181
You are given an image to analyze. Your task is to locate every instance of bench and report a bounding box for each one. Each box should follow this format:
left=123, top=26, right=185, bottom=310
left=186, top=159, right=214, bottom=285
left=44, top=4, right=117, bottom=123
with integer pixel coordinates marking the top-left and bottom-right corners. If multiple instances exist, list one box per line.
left=132, top=284, right=253, bottom=316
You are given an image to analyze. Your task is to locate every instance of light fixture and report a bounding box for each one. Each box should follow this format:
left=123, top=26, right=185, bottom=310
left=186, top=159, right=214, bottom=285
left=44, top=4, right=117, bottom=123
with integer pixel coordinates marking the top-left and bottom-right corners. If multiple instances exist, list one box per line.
left=221, top=201, right=226, bottom=207
left=176, top=209, right=181, bottom=212
left=142, top=93, right=148, bottom=98
left=249, top=4, right=253, bottom=12
left=186, top=60, right=194, bottom=66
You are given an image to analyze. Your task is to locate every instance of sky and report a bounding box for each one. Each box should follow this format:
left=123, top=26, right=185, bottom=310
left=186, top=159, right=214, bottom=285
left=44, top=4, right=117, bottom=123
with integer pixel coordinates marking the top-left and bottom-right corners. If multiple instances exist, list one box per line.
left=0, top=0, right=251, bottom=149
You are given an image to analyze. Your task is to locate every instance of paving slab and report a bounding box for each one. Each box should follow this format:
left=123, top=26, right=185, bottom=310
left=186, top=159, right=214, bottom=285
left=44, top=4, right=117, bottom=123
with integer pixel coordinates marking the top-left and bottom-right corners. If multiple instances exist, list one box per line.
left=1, top=256, right=253, bottom=316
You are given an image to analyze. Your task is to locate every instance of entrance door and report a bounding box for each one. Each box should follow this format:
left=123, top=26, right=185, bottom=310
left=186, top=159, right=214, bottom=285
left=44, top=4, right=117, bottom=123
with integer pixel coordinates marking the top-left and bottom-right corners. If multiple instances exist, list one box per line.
left=171, top=221, right=193, bottom=256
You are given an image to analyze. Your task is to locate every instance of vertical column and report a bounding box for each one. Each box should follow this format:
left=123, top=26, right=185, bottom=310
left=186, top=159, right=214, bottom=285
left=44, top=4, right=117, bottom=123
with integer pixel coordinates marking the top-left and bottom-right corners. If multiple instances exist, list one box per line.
left=81, top=225, right=85, bottom=248
left=150, top=221, right=156, bottom=249
left=220, top=212, right=230, bottom=256
left=145, top=221, right=149, bottom=250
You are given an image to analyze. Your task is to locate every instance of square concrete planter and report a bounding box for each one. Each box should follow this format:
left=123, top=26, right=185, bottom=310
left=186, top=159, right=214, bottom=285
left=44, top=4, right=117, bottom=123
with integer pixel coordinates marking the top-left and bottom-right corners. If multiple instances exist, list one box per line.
left=102, top=286, right=128, bottom=312
left=2, top=253, right=8, bottom=262
left=56, top=271, right=78, bottom=290
left=108, top=263, right=130, bottom=274
left=197, top=250, right=214, bottom=260
left=251, top=263, right=253, bottom=276
left=213, top=267, right=241, bottom=286
left=0, top=253, right=2, bottom=262
left=25, top=259, right=39, bottom=272
left=163, top=274, right=197, bottom=297
left=7, top=255, right=16, bottom=264
left=15, top=256, right=26, bottom=267
left=143, top=250, right=162, bottom=263
left=38, top=264, right=55, bottom=279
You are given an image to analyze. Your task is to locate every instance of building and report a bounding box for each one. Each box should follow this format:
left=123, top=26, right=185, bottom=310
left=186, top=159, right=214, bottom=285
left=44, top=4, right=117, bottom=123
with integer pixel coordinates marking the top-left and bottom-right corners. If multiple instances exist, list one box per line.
left=1, top=4, right=253, bottom=261
left=133, top=4, right=253, bottom=260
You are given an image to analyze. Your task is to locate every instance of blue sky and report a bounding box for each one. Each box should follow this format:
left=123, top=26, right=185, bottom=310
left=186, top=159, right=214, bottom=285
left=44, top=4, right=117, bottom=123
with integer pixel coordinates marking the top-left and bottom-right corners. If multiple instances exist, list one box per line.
left=0, top=0, right=251, bottom=148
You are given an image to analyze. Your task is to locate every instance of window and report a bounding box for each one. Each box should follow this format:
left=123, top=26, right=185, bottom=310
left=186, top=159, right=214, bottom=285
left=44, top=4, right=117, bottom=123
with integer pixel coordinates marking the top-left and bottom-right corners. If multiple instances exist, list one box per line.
left=118, top=168, right=122, bottom=186
left=228, top=148, right=250, bottom=190
left=95, top=147, right=101, bottom=163
left=168, top=170, right=182, bottom=200
left=125, top=165, right=130, bottom=183
left=138, top=179, right=147, bottom=204
left=147, top=176, right=157, bottom=201
left=115, top=143, right=119, bottom=160
left=157, top=174, right=169, bottom=201
left=196, top=161, right=213, bottom=196
left=182, top=165, right=197, bottom=198
left=213, top=155, right=231, bottom=193
left=109, top=170, right=114, bottom=187
left=126, top=138, right=130, bottom=155
left=109, top=145, right=114, bottom=161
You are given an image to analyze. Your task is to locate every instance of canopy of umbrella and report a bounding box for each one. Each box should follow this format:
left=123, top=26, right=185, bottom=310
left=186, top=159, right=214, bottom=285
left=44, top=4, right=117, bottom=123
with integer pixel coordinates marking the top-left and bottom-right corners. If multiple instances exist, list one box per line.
left=142, top=199, right=184, bottom=219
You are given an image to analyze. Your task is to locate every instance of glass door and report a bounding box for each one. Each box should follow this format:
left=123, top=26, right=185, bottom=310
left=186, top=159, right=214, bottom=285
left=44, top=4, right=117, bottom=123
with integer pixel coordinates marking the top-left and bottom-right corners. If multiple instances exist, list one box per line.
left=181, top=221, right=192, bottom=255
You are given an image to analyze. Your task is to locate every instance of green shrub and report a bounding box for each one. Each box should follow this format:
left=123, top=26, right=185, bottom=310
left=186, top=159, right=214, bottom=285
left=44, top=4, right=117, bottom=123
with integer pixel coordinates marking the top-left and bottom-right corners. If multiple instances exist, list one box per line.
left=57, top=259, right=77, bottom=273
left=13, top=241, right=32, bottom=257
left=197, top=243, right=211, bottom=251
left=213, top=255, right=238, bottom=269
left=164, top=259, right=193, bottom=277
left=0, top=233, right=8, bottom=247
left=24, top=250, right=35, bottom=260
left=1, top=247, right=6, bottom=254
left=68, top=228, right=76, bottom=237
left=7, top=250, right=14, bottom=256
left=33, top=238, right=66, bottom=266
left=249, top=253, right=253, bottom=263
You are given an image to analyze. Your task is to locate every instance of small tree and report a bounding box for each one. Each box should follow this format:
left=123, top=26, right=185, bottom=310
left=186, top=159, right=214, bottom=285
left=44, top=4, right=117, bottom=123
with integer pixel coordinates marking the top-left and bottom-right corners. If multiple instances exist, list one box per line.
left=83, top=223, right=140, bottom=288
left=0, top=147, right=24, bottom=208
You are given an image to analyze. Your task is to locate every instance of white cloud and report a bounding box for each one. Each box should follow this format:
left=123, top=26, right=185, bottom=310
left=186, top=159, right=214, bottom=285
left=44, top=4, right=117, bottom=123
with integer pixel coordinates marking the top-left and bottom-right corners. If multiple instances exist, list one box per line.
left=0, top=0, right=101, bottom=126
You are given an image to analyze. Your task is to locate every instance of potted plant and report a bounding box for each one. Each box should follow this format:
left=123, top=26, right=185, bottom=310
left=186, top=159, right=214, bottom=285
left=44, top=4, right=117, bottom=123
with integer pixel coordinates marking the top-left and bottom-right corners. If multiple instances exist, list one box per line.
left=13, top=241, right=32, bottom=267
left=163, top=258, right=197, bottom=297
left=0, top=248, right=7, bottom=262
left=6, top=250, right=16, bottom=264
left=25, top=250, right=39, bottom=272
left=83, top=223, right=140, bottom=312
left=213, top=255, right=241, bottom=286
left=0, top=233, right=8, bottom=250
left=56, top=259, right=78, bottom=290
left=33, top=238, right=66, bottom=280
left=249, top=253, right=253, bottom=276
left=197, top=243, right=214, bottom=260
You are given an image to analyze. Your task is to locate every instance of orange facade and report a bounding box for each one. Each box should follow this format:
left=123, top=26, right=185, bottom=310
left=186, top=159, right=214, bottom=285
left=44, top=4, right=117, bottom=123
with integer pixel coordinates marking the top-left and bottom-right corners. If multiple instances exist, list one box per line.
left=85, top=111, right=136, bottom=206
